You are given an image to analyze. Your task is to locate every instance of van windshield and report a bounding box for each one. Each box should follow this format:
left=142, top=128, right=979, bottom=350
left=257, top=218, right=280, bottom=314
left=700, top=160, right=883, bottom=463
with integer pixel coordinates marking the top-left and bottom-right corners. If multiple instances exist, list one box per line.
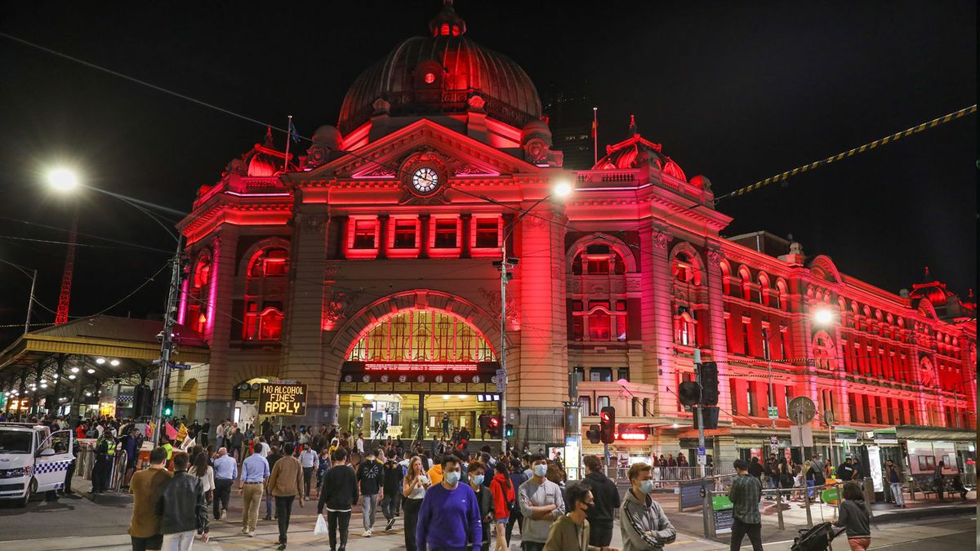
left=0, top=430, right=33, bottom=453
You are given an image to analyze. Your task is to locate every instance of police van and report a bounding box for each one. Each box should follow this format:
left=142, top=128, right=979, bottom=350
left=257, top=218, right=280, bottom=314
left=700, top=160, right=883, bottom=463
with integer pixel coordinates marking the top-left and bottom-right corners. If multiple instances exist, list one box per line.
left=0, top=423, right=74, bottom=506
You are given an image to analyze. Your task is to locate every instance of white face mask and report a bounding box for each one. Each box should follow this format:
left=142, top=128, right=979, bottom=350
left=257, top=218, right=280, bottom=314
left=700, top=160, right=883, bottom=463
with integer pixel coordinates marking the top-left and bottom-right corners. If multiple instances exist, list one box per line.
left=533, top=464, right=548, bottom=477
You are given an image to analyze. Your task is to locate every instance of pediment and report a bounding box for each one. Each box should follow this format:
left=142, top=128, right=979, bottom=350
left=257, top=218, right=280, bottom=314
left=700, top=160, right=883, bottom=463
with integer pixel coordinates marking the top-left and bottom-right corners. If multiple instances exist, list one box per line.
left=302, top=118, right=540, bottom=181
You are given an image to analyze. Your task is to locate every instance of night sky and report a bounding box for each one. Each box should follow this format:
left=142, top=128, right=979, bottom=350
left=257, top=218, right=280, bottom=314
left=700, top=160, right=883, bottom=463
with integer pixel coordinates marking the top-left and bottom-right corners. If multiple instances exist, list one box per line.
left=0, top=1, right=975, bottom=345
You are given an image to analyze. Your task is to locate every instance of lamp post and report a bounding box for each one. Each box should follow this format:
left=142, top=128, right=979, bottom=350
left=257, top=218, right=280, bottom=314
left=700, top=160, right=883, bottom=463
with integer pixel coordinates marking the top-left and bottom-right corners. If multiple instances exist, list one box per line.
left=47, top=168, right=185, bottom=444
left=496, top=179, right=573, bottom=454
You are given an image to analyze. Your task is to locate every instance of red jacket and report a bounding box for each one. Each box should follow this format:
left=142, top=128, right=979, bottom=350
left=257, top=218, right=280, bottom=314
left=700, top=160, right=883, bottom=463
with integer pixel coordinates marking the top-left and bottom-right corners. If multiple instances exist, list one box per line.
left=489, top=472, right=515, bottom=521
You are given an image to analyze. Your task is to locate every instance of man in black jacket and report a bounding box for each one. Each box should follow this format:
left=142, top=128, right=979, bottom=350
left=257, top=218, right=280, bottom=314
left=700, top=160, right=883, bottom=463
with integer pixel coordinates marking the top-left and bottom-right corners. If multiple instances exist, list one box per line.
left=381, top=452, right=403, bottom=531
left=318, top=448, right=359, bottom=551
left=748, top=456, right=765, bottom=480
left=582, top=454, right=620, bottom=547
left=156, top=452, right=209, bottom=549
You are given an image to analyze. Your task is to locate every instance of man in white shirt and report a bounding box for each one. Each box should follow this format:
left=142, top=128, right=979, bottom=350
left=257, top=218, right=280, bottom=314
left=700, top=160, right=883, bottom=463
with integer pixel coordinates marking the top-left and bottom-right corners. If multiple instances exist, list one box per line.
left=257, top=437, right=270, bottom=458
left=299, top=446, right=319, bottom=499
left=356, top=433, right=365, bottom=455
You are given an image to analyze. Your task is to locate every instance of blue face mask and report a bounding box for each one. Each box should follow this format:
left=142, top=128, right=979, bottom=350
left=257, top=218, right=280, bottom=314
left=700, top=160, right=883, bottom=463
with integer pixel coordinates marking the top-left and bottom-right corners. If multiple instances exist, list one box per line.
left=473, top=474, right=485, bottom=485
left=444, top=470, right=461, bottom=485
left=533, top=464, right=548, bottom=477
left=639, top=479, right=655, bottom=494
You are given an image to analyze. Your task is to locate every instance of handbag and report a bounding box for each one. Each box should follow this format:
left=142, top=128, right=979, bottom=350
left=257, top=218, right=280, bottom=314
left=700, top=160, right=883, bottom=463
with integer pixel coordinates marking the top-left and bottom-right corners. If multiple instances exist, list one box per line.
left=314, top=513, right=329, bottom=536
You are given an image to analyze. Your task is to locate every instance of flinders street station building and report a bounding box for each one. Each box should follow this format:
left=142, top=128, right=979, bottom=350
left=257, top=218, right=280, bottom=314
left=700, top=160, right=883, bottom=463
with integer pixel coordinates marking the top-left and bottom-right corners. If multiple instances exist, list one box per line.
left=167, top=2, right=976, bottom=476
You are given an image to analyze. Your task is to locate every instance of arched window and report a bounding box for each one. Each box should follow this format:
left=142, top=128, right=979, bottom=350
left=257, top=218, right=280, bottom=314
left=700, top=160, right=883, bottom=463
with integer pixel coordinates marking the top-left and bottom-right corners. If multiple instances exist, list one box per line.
left=719, top=261, right=732, bottom=295
left=739, top=267, right=752, bottom=301
left=248, top=247, right=288, bottom=277
left=775, top=279, right=789, bottom=310
left=245, top=306, right=284, bottom=340
left=672, top=251, right=702, bottom=285
left=674, top=308, right=697, bottom=346
left=187, top=250, right=213, bottom=334
left=758, top=274, right=770, bottom=306
left=243, top=243, right=290, bottom=341
left=573, top=245, right=626, bottom=275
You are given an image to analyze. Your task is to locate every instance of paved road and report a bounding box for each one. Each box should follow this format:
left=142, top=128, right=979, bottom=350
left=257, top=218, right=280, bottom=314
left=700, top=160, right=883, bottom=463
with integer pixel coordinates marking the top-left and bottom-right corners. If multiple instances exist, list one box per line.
left=0, top=490, right=974, bottom=550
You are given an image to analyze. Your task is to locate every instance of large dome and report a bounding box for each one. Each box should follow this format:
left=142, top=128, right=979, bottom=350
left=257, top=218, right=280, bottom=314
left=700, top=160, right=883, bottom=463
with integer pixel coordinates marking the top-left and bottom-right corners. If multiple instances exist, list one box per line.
left=338, top=2, right=543, bottom=135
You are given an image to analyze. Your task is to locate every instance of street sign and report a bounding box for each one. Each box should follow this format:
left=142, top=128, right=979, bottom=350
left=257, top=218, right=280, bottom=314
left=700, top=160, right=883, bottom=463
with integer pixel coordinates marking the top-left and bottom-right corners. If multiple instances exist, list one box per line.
left=697, top=446, right=706, bottom=456
left=258, top=383, right=308, bottom=416
left=697, top=445, right=706, bottom=465
left=495, top=369, right=506, bottom=393
left=824, top=409, right=835, bottom=426
left=168, top=362, right=191, bottom=370
left=767, top=406, right=779, bottom=419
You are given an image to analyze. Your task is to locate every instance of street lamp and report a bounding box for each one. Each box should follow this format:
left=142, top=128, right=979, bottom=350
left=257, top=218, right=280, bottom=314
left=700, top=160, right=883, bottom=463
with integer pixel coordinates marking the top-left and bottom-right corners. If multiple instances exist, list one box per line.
left=44, top=167, right=185, bottom=443
left=47, top=168, right=79, bottom=191
left=497, top=178, right=574, bottom=453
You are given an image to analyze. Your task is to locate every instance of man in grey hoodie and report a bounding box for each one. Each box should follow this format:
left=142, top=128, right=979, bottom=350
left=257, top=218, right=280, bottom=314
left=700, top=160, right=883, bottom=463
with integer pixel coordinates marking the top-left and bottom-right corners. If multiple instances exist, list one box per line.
left=620, top=462, right=676, bottom=551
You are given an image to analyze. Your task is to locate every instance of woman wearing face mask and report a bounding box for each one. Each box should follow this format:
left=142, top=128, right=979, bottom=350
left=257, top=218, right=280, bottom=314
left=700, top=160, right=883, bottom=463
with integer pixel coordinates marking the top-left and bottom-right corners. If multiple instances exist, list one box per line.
left=620, top=462, right=676, bottom=551
left=543, top=482, right=619, bottom=551
left=469, top=462, right=494, bottom=550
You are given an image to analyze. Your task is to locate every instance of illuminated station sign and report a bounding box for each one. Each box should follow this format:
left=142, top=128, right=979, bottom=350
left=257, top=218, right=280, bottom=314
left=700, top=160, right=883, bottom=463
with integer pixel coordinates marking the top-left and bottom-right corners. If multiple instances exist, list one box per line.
left=363, top=362, right=479, bottom=373
left=615, top=424, right=649, bottom=441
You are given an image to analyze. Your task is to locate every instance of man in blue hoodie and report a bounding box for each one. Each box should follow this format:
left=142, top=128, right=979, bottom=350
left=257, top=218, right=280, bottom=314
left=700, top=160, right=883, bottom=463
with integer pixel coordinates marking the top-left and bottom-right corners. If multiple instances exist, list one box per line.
left=416, top=454, right=482, bottom=551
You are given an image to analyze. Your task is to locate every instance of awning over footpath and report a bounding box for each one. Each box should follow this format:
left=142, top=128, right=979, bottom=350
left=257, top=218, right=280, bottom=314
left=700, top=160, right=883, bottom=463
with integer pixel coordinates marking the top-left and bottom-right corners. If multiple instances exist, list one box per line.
left=0, top=315, right=208, bottom=383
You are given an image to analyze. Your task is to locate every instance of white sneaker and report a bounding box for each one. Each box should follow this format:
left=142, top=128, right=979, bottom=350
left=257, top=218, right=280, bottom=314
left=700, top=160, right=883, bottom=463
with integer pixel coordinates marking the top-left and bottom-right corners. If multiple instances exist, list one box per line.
left=248, top=531, right=255, bottom=537
left=241, top=527, right=249, bottom=534
left=364, top=529, right=372, bottom=538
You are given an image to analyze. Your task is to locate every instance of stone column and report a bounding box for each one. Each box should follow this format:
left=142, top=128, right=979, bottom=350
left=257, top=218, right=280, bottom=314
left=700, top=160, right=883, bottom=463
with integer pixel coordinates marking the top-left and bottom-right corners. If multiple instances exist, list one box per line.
left=197, top=227, right=240, bottom=428
left=637, top=224, right=674, bottom=415
left=280, top=204, right=336, bottom=428
left=516, top=203, right=568, bottom=413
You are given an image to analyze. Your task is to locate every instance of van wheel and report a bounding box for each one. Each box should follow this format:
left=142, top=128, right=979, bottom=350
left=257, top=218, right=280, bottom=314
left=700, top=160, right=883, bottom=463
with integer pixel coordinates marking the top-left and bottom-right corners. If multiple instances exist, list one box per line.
left=17, top=478, right=36, bottom=508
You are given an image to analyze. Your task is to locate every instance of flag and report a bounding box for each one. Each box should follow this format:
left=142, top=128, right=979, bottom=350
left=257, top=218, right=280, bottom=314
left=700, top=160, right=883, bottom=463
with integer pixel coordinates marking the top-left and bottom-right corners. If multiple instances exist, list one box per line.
left=288, top=118, right=302, bottom=143
left=165, top=422, right=178, bottom=441
left=177, top=423, right=188, bottom=442
left=591, top=118, right=597, bottom=138
left=146, top=422, right=155, bottom=439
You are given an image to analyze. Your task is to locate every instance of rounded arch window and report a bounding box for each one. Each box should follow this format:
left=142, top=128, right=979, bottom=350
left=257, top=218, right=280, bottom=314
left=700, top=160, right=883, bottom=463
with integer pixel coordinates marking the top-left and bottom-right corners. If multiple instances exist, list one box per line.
left=249, top=247, right=288, bottom=277
left=672, top=251, right=701, bottom=285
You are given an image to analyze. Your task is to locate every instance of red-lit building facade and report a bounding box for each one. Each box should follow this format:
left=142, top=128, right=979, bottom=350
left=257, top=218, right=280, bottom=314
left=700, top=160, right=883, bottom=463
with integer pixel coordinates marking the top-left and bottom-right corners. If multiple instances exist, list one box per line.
left=172, top=2, right=977, bottom=472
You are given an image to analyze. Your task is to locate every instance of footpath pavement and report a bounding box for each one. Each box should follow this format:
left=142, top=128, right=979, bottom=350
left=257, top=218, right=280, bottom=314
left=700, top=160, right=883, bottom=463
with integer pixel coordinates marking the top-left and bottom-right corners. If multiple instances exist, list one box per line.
left=1, top=476, right=972, bottom=550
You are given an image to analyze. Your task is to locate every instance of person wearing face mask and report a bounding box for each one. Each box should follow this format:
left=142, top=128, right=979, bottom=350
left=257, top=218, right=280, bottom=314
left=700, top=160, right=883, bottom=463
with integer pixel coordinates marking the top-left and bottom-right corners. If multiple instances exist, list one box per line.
left=518, top=455, right=566, bottom=551
left=416, top=455, right=483, bottom=551
left=468, top=462, right=494, bottom=550
left=620, top=462, right=676, bottom=551
left=543, top=482, right=619, bottom=551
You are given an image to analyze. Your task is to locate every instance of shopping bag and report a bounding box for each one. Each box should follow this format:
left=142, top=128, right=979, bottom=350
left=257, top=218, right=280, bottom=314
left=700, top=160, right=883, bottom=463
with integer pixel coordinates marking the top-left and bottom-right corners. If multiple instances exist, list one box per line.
left=314, top=513, right=328, bottom=536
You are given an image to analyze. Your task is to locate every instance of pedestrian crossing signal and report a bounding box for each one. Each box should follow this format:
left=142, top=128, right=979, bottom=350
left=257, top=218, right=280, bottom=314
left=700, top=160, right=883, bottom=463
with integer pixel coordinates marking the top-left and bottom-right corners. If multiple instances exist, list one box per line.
left=505, top=424, right=514, bottom=438
left=163, top=398, right=174, bottom=417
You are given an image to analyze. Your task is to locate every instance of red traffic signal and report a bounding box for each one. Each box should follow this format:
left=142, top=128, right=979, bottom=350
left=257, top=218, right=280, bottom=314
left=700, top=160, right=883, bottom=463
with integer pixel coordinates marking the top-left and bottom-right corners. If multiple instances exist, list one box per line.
left=599, top=406, right=616, bottom=444
left=489, top=416, right=500, bottom=428
left=487, top=415, right=502, bottom=437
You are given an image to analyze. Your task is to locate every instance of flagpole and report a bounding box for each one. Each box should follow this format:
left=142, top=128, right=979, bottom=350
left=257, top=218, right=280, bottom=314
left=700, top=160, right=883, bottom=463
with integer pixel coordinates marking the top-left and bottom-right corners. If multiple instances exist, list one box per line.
left=284, top=115, right=293, bottom=171
left=592, top=107, right=598, bottom=166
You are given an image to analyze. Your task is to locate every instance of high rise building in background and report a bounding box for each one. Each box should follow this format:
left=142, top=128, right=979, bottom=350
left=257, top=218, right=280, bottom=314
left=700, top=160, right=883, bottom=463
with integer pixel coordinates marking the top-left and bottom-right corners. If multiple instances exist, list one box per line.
left=167, top=1, right=975, bottom=479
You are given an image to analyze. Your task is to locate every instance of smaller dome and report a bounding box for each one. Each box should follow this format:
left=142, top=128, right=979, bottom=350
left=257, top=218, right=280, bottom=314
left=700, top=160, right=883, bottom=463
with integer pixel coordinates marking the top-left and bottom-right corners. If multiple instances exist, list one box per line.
left=429, top=0, right=466, bottom=37
left=247, top=154, right=278, bottom=177
left=242, top=127, right=287, bottom=177
left=909, top=266, right=954, bottom=307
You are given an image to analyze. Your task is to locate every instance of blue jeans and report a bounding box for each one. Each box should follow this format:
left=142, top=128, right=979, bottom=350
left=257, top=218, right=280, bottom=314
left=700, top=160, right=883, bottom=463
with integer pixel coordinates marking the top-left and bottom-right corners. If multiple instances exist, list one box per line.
left=806, top=479, right=816, bottom=499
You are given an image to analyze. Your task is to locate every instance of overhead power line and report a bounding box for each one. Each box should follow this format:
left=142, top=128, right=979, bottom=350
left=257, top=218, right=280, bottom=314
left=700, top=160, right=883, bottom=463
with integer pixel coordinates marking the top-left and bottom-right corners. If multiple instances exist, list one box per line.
left=718, top=105, right=978, bottom=201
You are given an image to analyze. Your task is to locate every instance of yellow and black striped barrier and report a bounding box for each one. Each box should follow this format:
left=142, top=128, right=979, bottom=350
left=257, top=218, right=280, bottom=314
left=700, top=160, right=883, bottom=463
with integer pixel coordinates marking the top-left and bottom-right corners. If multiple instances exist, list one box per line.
left=719, top=104, right=977, bottom=201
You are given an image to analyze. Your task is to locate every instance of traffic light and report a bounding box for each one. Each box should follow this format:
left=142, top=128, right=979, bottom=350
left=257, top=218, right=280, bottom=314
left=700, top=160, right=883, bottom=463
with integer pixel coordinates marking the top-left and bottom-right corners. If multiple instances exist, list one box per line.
left=487, top=415, right=501, bottom=438
left=163, top=398, right=174, bottom=417
left=586, top=424, right=601, bottom=444
left=693, top=406, right=720, bottom=429
left=599, top=406, right=615, bottom=444
left=700, top=362, right=719, bottom=405
left=678, top=381, right=701, bottom=406
left=505, top=423, right=514, bottom=438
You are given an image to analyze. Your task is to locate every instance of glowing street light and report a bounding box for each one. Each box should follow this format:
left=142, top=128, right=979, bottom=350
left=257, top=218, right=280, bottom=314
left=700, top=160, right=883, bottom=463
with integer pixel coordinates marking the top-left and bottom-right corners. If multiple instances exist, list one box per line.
left=110, top=359, right=120, bottom=366
left=813, top=308, right=835, bottom=326
left=47, top=168, right=79, bottom=191
left=96, top=357, right=106, bottom=364
left=553, top=179, right=574, bottom=198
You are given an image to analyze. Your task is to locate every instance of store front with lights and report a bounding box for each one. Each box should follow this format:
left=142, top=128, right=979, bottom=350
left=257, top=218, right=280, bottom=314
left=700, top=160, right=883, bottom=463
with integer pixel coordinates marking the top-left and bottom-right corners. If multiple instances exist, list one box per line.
left=337, top=308, right=503, bottom=442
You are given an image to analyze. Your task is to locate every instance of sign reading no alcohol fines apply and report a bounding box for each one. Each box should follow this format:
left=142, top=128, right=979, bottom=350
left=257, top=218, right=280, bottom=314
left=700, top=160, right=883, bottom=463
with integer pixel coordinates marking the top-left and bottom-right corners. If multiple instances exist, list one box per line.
left=259, top=383, right=308, bottom=415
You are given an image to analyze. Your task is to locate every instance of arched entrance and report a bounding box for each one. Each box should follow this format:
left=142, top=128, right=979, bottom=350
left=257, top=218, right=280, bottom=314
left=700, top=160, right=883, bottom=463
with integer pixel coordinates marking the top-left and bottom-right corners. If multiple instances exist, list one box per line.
left=337, top=305, right=501, bottom=442
left=178, top=379, right=199, bottom=421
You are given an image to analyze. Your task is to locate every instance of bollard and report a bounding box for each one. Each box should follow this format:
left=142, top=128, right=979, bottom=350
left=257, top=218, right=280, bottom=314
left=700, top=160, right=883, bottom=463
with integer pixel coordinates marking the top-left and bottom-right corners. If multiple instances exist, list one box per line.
left=803, top=480, right=813, bottom=528
left=775, top=489, right=785, bottom=530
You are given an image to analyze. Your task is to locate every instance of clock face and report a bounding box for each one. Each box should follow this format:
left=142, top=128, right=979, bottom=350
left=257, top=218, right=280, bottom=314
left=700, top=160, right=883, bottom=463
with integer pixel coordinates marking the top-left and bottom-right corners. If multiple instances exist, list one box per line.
left=412, top=167, right=439, bottom=194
